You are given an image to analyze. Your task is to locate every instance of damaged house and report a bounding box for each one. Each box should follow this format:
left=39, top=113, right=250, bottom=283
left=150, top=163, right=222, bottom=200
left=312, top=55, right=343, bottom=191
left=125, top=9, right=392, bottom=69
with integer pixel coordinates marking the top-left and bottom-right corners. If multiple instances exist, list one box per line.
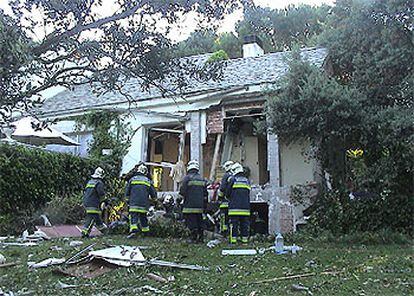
left=37, top=37, right=328, bottom=234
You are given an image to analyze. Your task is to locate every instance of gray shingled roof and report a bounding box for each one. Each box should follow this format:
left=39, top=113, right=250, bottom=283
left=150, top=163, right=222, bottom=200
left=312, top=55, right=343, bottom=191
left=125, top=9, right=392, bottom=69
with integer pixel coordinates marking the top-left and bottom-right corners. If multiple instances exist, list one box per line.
left=38, top=47, right=327, bottom=115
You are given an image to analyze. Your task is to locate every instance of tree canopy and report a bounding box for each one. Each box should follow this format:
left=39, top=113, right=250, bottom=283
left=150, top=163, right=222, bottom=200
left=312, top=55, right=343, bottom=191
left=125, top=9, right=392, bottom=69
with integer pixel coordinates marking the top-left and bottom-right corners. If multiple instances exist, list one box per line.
left=267, top=0, right=413, bottom=234
left=0, top=0, right=250, bottom=126
left=174, top=4, right=330, bottom=58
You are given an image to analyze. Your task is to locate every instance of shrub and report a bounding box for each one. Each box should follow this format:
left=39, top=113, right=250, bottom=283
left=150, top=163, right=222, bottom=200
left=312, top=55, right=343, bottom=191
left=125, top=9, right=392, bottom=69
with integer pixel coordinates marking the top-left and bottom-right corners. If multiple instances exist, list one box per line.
left=0, top=143, right=100, bottom=233
left=37, top=193, right=85, bottom=225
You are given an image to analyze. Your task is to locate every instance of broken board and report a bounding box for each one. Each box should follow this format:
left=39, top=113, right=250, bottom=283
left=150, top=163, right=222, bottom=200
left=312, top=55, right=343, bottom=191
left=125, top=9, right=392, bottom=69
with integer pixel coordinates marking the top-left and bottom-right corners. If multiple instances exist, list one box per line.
left=89, top=246, right=145, bottom=267
left=36, top=225, right=102, bottom=238
left=54, top=258, right=116, bottom=279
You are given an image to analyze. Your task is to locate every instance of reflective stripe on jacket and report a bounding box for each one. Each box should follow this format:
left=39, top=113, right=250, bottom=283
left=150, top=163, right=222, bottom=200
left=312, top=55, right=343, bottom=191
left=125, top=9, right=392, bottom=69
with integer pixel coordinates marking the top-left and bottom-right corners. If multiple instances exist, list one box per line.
left=125, top=173, right=157, bottom=213
left=179, top=170, right=208, bottom=214
left=83, top=178, right=105, bottom=211
left=226, top=173, right=251, bottom=216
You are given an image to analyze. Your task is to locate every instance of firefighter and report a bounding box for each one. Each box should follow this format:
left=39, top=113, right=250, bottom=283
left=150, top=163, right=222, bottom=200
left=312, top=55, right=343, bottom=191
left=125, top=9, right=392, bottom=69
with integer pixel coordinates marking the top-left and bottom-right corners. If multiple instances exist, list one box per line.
left=179, top=160, right=208, bottom=243
left=125, top=164, right=157, bottom=237
left=226, top=162, right=251, bottom=244
left=82, top=167, right=107, bottom=238
left=217, top=160, right=234, bottom=234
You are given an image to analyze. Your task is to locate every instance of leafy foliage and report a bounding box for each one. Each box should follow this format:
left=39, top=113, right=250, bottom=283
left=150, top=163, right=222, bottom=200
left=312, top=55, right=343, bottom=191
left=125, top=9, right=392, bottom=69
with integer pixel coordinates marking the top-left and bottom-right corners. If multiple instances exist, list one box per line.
left=207, top=50, right=229, bottom=63
left=0, top=143, right=99, bottom=232
left=236, top=4, right=330, bottom=52
left=75, top=110, right=132, bottom=177
left=38, top=193, right=85, bottom=225
left=0, top=0, right=249, bottom=125
left=267, top=0, right=413, bottom=234
left=174, top=4, right=330, bottom=58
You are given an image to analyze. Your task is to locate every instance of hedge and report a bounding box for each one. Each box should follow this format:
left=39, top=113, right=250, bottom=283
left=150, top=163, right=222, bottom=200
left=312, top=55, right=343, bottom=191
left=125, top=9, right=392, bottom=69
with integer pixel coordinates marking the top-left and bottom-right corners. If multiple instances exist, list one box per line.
left=0, top=143, right=99, bottom=219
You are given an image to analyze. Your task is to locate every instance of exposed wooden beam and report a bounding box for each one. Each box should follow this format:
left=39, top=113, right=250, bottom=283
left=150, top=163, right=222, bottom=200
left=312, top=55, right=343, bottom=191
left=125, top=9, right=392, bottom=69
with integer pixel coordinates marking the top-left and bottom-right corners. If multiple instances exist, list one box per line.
left=209, top=134, right=222, bottom=181
left=150, top=128, right=183, bottom=134
left=223, top=113, right=264, bottom=120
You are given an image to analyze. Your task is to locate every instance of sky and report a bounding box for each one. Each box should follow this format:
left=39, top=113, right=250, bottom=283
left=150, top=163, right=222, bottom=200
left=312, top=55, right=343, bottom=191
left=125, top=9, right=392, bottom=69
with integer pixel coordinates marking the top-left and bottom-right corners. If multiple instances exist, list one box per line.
left=0, top=0, right=334, bottom=40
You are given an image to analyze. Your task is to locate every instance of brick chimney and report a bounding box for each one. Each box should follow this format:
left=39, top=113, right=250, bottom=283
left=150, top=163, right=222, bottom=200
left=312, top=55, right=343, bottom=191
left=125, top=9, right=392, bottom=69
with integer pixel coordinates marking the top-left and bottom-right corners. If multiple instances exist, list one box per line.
left=242, top=35, right=264, bottom=58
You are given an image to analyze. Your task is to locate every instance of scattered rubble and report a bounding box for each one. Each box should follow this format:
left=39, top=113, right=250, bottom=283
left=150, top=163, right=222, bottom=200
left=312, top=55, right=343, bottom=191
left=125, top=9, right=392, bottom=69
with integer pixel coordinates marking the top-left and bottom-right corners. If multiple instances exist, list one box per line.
left=147, top=273, right=168, bottom=283
left=69, top=241, right=83, bottom=247
left=36, top=225, right=102, bottom=238
left=222, top=249, right=258, bottom=256
left=207, top=239, right=221, bottom=248
left=28, top=258, right=65, bottom=269
left=292, top=284, right=313, bottom=295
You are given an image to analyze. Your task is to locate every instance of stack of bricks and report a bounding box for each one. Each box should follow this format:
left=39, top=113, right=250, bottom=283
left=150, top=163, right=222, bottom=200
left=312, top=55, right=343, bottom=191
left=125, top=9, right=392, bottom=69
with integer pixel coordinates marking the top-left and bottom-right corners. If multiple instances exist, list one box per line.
left=206, top=109, right=224, bottom=134
left=280, top=203, right=294, bottom=233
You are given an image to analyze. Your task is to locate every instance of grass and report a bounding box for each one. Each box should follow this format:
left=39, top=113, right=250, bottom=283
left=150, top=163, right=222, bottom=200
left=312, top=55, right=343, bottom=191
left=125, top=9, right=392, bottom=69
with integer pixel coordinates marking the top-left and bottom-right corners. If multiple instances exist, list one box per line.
left=0, top=235, right=413, bottom=295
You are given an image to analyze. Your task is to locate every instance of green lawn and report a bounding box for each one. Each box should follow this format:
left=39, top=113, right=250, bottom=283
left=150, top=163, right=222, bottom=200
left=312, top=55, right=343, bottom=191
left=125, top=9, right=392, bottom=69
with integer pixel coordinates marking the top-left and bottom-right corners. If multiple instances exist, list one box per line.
left=0, top=235, right=413, bottom=295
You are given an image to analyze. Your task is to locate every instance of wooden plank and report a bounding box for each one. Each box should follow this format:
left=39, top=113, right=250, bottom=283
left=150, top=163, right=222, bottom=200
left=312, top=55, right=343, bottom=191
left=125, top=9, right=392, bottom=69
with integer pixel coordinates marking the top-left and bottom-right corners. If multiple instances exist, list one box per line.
left=209, top=134, right=222, bottom=181
left=144, top=161, right=175, bottom=168
left=150, top=128, right=183, bottom=134
left=223, top=113, right=264, bottom=120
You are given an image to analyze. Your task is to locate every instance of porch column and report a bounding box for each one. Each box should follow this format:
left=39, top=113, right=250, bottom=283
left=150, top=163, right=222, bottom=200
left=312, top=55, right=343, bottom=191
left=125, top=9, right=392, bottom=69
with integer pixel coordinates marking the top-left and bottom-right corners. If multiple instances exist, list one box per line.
left=190, top=112, right=203, bottom=175
left=267, top=133, right=280, bottom=187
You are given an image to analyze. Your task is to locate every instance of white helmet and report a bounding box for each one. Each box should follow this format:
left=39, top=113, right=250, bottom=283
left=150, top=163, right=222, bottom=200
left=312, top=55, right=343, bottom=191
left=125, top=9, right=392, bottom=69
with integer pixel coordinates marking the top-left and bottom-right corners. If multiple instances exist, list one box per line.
left=91, top=167, right=105, bottom=179
left=187, top=160, right=200, bottom=172
left=223, top=160, right=234, bottom=172
left=137, top=164, right=148, bottom=175
left=231, top=162, right=244, bottom=175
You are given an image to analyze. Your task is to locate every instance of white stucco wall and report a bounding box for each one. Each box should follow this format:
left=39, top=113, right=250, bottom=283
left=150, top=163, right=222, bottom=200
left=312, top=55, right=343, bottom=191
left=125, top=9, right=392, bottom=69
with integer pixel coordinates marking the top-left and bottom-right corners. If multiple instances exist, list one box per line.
left=279, top=140, right=317, bottom=187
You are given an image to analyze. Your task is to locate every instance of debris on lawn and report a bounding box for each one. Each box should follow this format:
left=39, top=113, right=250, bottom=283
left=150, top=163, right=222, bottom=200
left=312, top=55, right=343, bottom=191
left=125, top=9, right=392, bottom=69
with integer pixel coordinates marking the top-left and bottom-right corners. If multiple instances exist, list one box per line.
left=0, top=253, right=5, bottom=264
left=52, top=244, right=209, bottom=279
left=207, top=239, right=221, bottom=248
left=137, top=285, right=163, bottom=294
left=284, top=245, right=303, bottom=254
left=147, top=272, right=169, bottom=283
left=69, top=240, right=83, bottom=247
left=88, top=245, right=146, bottom=267
left=292, top=284, right=312, bottom=295
left=0, top=242, right=39, bottom=247
left=252, top=270, right=343, bottom=284
left=54, top=258, right=117, bottom=279
left=252, top=273, right=317, bottom=284
left=28, top=257, right=65, bottom=269
left=22, top=229, right=50, bottom=242
left=0, top=262, right=19, bottom=268
left=148, top=259, right=209, bottom=271
left=65, top=243, right=96, bottom=264
left=50, top=246, right=63, bottom=251
left=36, top=225, right=102, bottom=238
left=57, top=281, right=87, bottom=289
left=40, top=214, right=52, bottom=227
left=222, top=249, right=258, bottom=256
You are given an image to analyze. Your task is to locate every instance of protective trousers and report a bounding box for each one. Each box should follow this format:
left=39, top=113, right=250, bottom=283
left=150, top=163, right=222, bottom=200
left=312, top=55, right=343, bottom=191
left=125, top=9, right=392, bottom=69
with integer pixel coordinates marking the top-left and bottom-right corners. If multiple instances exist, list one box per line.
left=229, top=216, right=249, bottom=244
left=184, top=213, right=204, bottom=242
left=82, top=213, right=105, bottom=237
left=219, top=206, right=229, bottom=233
left=129, top=212, right=149, bottom=234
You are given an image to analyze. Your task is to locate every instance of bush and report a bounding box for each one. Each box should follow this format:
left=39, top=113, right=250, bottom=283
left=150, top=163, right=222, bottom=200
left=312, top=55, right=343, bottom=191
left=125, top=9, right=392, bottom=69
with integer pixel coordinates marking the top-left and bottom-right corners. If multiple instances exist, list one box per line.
left=37, top=193, right=85, bottom=225
left=149, top=217, right=190, bottom=238
left=0, top=143, right=100, bottom=233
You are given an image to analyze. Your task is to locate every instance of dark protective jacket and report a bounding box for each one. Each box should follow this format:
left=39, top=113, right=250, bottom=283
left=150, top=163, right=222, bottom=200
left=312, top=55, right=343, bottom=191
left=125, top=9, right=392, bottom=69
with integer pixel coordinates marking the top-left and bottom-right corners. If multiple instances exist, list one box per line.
left=125, top=173, right=157, bottom=213
left=83, top=178, right=105, bottom=213
left=218, top=171, right=232, bottom=208
left=226, top=173, right=251, bottom=216
left=179, top=170, right=208, bottom=214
